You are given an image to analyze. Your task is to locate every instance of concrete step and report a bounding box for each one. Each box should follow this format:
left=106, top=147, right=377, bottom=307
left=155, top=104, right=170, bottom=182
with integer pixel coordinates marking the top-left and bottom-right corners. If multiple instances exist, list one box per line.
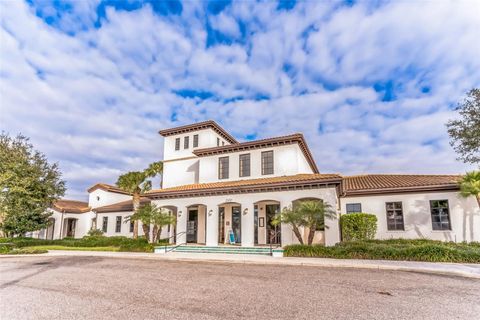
left=155, top=245, right=283, bottom=256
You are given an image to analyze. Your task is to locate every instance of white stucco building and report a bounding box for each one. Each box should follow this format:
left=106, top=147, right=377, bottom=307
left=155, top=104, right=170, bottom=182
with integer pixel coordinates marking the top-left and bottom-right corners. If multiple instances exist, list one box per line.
left=38, top=120, right=480, bottom=246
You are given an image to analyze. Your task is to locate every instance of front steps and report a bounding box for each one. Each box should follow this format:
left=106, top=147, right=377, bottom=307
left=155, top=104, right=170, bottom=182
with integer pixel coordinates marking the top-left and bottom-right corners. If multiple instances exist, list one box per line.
left=154, top=245, right=284, bottom=257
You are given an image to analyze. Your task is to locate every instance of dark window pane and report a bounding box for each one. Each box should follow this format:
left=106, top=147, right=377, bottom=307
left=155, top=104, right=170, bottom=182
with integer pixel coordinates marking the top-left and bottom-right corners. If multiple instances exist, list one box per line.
left=261, top=151, right=274, bottom=175
left=175, top=138, right=180, bottom=151
left=115, top=216, right=122, bottom=233
left=430, top=200, right=450, bottom=230
left=239, top=154, right=251, bottom=177
left=193, top=134, right=199, bottom=147
left=102, top=217, right=108, bottom=233
left=130, top=221, right=134, bottom=233
left=218, top=157, right=229, bottom=179
left=346, top=203, right=362, bottom=214
left=184, top=136, right=189, bottom=149
left=385, top=202, right=404, bottom=231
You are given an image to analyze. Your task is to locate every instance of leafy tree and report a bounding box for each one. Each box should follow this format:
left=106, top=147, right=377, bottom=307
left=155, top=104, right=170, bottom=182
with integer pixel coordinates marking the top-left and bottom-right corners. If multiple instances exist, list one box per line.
left=459, top=171, right=480, bottom=208
left=0, top=133, right=65, bottom=237
left=116, top=161, right=162, bottom=239
left=128, top=203, right=175, bottom=243
left=273, top=200, right=336, bottom=245
left=447, top=88, right=480, bottom=165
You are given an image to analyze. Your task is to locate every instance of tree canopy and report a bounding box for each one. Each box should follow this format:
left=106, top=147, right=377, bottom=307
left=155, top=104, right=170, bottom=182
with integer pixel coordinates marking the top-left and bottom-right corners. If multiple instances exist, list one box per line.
left=447, top=88, right=480, bottom=165
left=0, top=133, right=65, bottom=236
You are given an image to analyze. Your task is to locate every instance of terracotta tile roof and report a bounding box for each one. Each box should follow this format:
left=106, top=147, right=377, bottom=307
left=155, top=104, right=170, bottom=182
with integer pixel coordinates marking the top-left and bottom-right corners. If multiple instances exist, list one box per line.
left=342, top=174, right=461, bottom=196
left=147, top=174, right=341, bottom=198
left=52, top=200, right=90, bottom=213
left=87, top=183, right=131, bottom=195
left=94, top=198, right=150, bottom=213
left=158, top=120, right=238, bottom=144
left=193, top=133, right=319, bottom=173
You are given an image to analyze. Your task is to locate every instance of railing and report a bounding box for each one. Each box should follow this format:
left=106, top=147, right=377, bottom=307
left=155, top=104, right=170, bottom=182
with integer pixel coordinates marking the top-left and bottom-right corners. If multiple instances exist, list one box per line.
left=269, top=230, right=282, bottom=256
left=161, top=231, right=186, bottom=253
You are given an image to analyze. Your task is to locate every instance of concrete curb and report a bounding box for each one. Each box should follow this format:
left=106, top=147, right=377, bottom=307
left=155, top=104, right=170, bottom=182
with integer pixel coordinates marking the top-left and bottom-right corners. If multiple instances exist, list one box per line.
left=2, top=250, right=480, bottom=279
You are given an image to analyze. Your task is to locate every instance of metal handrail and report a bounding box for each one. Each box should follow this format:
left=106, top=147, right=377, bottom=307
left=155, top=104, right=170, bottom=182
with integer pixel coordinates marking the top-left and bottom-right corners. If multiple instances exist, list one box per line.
left=269, top=230, right=282, bottom=256
left=162, top=231, right=186, bottom=253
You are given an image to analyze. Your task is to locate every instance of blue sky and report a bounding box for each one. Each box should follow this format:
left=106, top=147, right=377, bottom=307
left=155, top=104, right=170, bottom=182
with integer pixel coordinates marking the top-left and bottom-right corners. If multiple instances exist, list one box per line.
left=1, top=0, right=479, bottom=200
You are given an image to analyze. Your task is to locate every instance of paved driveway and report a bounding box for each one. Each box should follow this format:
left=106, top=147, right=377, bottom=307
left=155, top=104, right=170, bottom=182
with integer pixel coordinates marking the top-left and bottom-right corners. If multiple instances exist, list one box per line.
left=1, top=256, right=479, bottom=320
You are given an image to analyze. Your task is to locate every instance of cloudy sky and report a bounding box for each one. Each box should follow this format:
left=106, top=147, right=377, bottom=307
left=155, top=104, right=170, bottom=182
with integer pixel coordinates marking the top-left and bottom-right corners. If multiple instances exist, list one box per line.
left=1, top=0, right=479, bottom=200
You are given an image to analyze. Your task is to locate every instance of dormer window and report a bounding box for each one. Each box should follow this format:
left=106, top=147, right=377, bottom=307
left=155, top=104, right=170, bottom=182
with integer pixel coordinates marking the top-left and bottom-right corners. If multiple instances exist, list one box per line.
left=175, top=138, right=180, bottom=151
left=193, top=134, right=199, bottom=148
left=184, top=136, right=189, bottom=149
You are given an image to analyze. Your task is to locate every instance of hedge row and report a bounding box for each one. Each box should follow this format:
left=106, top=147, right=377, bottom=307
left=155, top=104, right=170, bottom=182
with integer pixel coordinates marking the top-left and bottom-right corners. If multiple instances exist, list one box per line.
left=0, top=236, right=154, bottom=253
left=284, top=239, right=480, bottom=263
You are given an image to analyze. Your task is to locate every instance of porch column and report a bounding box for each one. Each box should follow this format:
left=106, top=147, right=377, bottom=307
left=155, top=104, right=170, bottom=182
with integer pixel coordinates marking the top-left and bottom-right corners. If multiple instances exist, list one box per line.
left=176, top=207, right=188, bottom=245
left=241, top=203, right=255, bottom=247
left=205, top=202, right=219, bottom=246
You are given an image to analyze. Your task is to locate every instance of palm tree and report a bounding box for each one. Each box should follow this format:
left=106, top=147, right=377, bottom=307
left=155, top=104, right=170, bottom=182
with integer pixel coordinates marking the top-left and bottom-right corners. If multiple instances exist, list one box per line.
left=460, top=171, right=480, bottom=208
left=272, top=206, right=304, bottom=245
left=127, top=203, right=175, bottom=243
left=273, top=200, right=337, bottom=245
left=299, top=200, right=336, bottom=245
left=116, top=161, right=163, bottom=239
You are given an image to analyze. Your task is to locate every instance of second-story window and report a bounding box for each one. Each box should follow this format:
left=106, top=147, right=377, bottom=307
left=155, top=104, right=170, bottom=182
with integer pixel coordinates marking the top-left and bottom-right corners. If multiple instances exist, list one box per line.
left=218, top=156, right=229, bottom=179
left=175, top=138, right=180, bottom=151
left=184, top=136, right=189, bottom=149
left=261, top=150, right=274, bottom=175
left=239, top=154, right=251, bottom=177
left=193, top=134, right=199, bottom=148
left=217, top=137, right=220, bottom=146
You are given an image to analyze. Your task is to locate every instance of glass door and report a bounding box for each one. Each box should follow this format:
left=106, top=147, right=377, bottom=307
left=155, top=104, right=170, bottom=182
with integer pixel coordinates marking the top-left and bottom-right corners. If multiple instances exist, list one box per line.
left=266, top=204, right=281, bottom=245
left=187, top=209, right=198, bottom=243
left=218, top=207, right=225, bottom=244
left=231, top=206, right=241, bottom=244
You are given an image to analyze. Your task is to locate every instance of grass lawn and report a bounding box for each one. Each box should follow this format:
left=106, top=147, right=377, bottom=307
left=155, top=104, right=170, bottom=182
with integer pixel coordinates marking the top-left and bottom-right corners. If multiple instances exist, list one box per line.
left=23, top=245, right=120, bottom=252
left=284, top=239, right=480, bottom=263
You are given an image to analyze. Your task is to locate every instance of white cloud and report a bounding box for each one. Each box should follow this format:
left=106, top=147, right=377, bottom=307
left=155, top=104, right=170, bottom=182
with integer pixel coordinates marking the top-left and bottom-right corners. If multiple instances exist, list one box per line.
left=1, top=0, right=478, bottom=200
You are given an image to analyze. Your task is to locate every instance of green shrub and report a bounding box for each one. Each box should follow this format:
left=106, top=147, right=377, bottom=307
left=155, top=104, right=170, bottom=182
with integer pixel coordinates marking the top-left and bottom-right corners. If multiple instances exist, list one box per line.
left=284, top=239, right=480, bottom=263
left=87, top=229, right=104, bottom=237
left=7, top=248, right=48, bottom=255
left=341, top=213, right=377, bottom=241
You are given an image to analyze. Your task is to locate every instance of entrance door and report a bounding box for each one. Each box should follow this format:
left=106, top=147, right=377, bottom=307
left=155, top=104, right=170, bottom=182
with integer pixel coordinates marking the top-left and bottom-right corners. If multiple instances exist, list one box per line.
left=218, top=207, right=225, bottom=244
left=231, top=206, right=241, bottom=244
left=266, top=204, right=281, bottom=245
left=187, top=209, right=198, bottom=243
left=66, top=219, right=76, bottom=238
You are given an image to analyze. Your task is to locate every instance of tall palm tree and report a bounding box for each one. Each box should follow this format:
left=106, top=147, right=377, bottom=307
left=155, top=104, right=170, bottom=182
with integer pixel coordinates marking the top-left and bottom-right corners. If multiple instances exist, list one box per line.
left=116, top=161, right=163, bottom=239
left=460, top=171, right=480, bottom=208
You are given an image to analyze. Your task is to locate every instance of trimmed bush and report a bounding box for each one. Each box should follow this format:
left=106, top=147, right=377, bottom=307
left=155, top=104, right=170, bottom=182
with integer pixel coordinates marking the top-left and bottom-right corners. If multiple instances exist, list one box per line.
left=341, top=213, right=377, bottom=241
left=87, top=229, right=104, bottom=237
left=284, top=239, right=480, bottom=263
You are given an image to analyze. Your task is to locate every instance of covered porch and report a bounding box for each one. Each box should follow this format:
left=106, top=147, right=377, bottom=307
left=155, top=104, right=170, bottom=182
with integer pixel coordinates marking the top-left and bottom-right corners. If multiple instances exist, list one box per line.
left=151, top=186, right=340, bottom=247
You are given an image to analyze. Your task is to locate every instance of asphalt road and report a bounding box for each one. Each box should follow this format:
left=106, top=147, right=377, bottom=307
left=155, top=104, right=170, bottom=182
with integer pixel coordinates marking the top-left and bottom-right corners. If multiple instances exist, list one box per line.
left=1, top=256, right=479, bottom=320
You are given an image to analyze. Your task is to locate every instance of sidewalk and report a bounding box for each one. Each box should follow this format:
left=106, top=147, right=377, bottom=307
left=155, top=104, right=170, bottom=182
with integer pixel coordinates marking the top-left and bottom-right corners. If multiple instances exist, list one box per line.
left=4, top=250, right=480, bottom=279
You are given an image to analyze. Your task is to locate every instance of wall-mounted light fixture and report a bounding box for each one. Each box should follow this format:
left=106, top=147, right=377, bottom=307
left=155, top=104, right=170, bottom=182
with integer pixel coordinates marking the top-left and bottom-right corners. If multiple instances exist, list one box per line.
left=178, top=210, right=182, bottom=217
left=208, top=209, right=213, bottom=216
left=243, top=208, right=248, bottom=215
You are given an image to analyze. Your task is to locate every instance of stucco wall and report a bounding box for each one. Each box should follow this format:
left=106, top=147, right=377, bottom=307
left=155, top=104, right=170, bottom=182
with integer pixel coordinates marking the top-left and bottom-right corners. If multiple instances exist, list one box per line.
left=88, top=189, right=131, bottom=209
left=340, top=191, right=480, bottom=243
left=163, top=128, right=231, bottom=161
left=152, top=186, right=340, bottom=247
left=198, top=144, right=314, bottom=184
left=162, top=158, right=199, bottom=188
left=95, top=211, right=169, bottom=239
